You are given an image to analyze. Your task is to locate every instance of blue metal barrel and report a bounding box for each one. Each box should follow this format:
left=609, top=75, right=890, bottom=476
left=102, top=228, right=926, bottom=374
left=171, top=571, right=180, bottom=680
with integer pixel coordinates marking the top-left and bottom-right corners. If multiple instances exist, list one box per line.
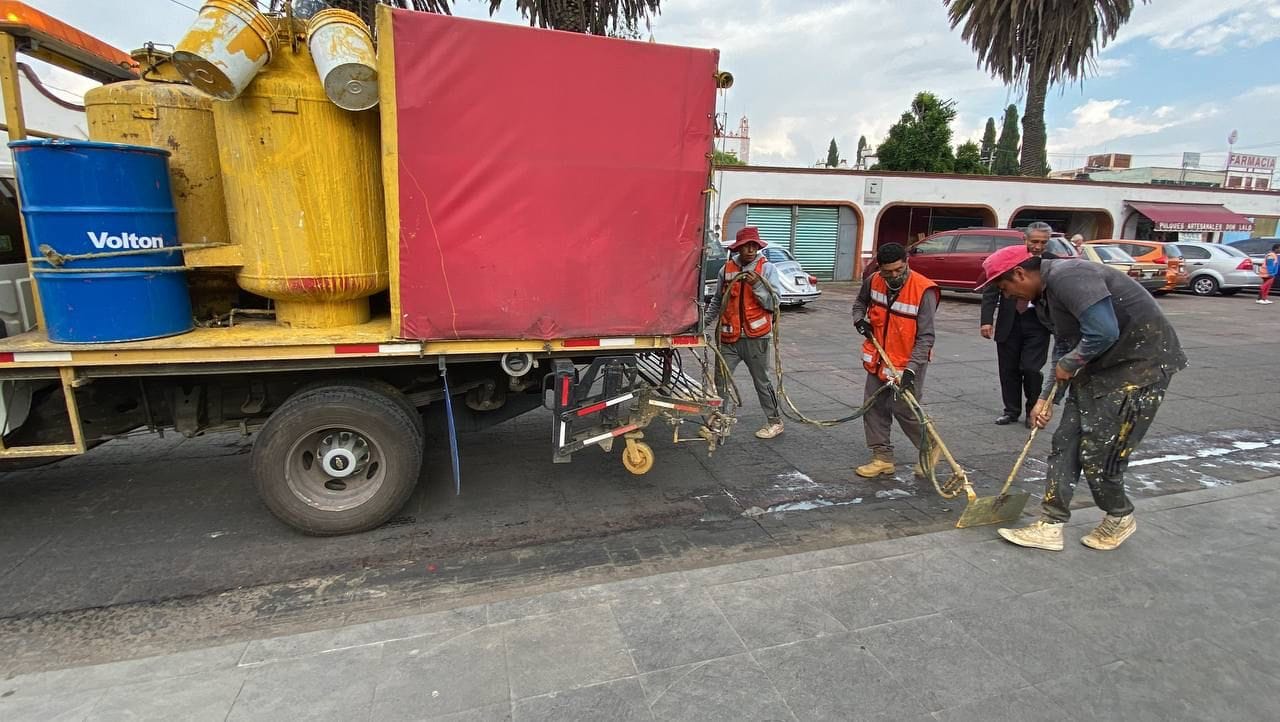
left=9, top=140, right=193, bottom=343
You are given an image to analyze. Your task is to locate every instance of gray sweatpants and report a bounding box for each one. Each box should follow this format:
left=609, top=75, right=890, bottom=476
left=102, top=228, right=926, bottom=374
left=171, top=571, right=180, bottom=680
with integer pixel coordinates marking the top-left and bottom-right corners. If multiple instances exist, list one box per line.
left=1041, top=377, right=1170, bottom=523
left=864, top=369, right=926, bottom=456
left=716, top=337, right=781, bottom=423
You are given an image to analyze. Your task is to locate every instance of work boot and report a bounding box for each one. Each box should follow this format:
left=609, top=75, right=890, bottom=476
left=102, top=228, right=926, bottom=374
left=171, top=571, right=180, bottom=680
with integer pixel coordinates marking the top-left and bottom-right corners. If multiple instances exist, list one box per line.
left=1081, top=513, right=1137, bottom=551
left=913, top=444, right=942, bottom=480
left=755, top=422, right=784, bottom=439
left=856, top=453, right=895, bottom=478
left=997, top=519, right=1065, bottom=551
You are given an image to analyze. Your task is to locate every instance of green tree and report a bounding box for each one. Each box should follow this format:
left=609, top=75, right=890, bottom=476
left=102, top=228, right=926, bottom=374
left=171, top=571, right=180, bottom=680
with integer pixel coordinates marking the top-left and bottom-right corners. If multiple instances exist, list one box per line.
left=712, top=149, right=744, bottom=166
left=992, top=104, right=1021, bottom=176
left=979, top=117, right=997, bottom=167
left=856, top=135, right=868, bottom=167
left=945, top=0, right=1143, bottom=176
left=406, top=0, right=662, bottom=34
left=872, top=92, right=957, bottom=173
left=954, top=141, right=990, bottom=175
left=826, top=138, right=841, bottom=167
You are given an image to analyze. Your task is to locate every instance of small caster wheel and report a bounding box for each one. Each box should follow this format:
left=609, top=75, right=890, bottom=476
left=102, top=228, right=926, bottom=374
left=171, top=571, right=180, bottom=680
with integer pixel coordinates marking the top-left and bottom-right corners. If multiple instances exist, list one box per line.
left=622, top=440, right=655, bottom=475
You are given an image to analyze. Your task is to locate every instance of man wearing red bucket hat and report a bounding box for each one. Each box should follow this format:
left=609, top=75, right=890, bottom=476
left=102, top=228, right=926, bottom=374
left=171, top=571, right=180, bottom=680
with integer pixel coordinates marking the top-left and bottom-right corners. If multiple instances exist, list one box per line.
left=977, top=246, right=1187, bottom=552
left=706, top=227, right=785, bottom=439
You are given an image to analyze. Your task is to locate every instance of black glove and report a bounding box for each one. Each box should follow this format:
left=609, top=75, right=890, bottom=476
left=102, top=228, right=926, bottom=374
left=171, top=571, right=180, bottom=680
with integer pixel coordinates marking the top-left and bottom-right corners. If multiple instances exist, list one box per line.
left=854, top=319, right=873, bottom=339
left=897, top=368, right=916, bottom=397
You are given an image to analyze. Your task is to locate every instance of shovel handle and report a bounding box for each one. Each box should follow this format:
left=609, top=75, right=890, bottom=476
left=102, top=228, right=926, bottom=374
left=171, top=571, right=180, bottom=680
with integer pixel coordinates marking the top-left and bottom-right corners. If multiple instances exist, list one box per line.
left=1003, top=382, right=1063, bottom=493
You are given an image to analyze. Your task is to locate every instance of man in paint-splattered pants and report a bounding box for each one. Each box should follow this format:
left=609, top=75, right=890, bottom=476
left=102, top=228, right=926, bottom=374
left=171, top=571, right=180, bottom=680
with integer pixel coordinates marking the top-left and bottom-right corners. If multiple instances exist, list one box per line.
left=977, top=247, right=1187, bottom=552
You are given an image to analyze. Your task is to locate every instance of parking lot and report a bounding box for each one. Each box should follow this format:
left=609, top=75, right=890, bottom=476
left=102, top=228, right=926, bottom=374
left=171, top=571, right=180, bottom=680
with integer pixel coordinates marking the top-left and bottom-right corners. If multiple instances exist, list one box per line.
left=3, top=283, right=1280, bottom=674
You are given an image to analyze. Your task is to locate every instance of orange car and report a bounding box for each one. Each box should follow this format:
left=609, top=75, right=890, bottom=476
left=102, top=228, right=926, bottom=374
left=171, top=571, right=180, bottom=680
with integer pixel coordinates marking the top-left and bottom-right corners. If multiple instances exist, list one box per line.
left=1085, top=240, right=1189, bottom=293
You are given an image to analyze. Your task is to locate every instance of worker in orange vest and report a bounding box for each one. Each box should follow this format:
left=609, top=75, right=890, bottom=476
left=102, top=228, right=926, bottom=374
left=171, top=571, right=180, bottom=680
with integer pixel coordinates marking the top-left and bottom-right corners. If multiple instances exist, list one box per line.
left=706, top=227, right=784, bottom=439
left=852, top=242, right=942, bottom=479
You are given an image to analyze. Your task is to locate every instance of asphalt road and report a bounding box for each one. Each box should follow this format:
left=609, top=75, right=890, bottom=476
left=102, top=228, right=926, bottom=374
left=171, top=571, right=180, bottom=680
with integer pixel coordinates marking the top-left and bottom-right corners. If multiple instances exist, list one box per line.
left=3, top=283, right=1279, bottom=673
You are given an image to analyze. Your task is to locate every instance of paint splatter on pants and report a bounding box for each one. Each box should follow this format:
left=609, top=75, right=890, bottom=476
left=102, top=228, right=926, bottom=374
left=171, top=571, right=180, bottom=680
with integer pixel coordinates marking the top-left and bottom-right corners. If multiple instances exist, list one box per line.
left=864, top=369, right=926, bottom=456
left=716, top=336, right=781, bottom=424
left=1042, top=376, right=1171, bottom=523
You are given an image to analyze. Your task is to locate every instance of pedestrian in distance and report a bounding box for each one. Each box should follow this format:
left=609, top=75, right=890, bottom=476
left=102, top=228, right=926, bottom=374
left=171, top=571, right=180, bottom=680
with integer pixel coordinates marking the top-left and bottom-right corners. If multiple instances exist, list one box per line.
left=851, top=243, right=942, bottom=479
left=1256, top=243, right=1279, bottom=305
left=980, top=222, right=1052, bottom=428
left=979, top=246, right=1187, bottom=552
left=1070, top=233, right=1086, bottom=254
left=706, top=227, right=785, bottom=439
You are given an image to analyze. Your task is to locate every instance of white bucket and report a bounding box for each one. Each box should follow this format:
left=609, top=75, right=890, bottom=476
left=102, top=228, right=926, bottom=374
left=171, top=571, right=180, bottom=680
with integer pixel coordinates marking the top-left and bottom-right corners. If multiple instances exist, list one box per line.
left=307, top=9, right=379, bottom=111
left=172, top=0, right=277, bottom=101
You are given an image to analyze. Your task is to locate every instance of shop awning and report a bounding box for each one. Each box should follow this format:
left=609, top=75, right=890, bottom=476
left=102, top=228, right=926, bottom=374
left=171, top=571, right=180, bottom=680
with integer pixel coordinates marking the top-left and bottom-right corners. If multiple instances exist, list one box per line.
left=1126, top=201, right=1254, bottom=233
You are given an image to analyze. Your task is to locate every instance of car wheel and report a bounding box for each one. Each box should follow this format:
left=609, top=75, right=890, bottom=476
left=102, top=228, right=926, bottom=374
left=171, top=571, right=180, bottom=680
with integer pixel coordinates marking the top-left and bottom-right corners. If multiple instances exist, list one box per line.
left=1191, top=276, right=1219, bottom=296
left=1219, top=289, right=1241, bottom=296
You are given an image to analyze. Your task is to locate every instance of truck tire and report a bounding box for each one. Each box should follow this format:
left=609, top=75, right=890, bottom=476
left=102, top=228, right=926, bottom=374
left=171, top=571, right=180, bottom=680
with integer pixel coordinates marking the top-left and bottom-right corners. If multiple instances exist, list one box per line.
left=295, top=377, right=425, bottom=438
left=252, top=384, right=425, bottom=536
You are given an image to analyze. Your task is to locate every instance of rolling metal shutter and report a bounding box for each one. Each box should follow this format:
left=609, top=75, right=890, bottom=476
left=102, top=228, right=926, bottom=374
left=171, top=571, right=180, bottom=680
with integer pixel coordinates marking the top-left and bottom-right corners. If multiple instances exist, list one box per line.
left=745, top=205, right=793, bottom=249
left=793, top=206, right=839, bottom=280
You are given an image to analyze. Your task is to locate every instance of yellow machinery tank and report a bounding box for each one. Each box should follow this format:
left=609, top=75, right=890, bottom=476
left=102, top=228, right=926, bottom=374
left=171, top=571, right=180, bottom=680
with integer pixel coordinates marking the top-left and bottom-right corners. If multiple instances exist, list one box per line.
left=212, top=31, right=388, bottom=329
left=84, top=47, right=238, bottom=318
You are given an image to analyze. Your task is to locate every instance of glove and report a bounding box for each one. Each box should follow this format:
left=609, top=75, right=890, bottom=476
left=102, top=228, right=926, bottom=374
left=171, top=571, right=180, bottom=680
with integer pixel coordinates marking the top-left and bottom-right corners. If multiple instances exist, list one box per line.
left=854, top=319, right=873, bottom=339
left=896, top=368, right=916, bottom=397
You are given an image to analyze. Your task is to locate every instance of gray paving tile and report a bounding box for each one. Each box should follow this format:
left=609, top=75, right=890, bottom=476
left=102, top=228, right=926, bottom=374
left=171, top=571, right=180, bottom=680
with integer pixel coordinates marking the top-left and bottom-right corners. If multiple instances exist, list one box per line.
left=1034, top=661, right=1180, bottom=722
left=705, top=573, right=848, bottom=649
left=1130, top=638, right=1280, bottom=721
left=2, top=643, right=249, bottom=699
left=856, top=615, right=1029, bottom=713
left=241, top=606, right=488, bottom=666
left=373, top=625, right=509, bottom=720
left=512, top=678, right=651, bottom=722
left=227, top=645, right=380, bottom=722
left=503, top=603, right=635, bottom=699
left=433, top=704, right=514, bottom=721
left=932, top=685, right=1070, bottom=722
left=753, top=634, right=926, bottom=722
left=800, top=559, right=938, bottom=632
left=872, top=548, right=1019, bottom=611
left=945, top=589, right=1119, bottom=684
left=638, top=653, right=793, bottom=722
left=0, top=689, right=103, bottom=722
left=609, top=589, right=746, bottom=673
left=1205, top=618, right=1280, bottom=679
left=85, top=669, right=247, bottom=722
left=488, top=572, right=691, bottom=624
left=955, top=538, right=1086, bottom=593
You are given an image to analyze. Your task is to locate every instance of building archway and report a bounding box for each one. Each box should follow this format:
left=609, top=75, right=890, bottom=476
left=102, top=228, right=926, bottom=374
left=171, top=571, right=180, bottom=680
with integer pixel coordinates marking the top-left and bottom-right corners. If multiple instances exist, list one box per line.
left=1008, top=207, right=1115, bottom=240
left=870, top=202, right=998, bottom=259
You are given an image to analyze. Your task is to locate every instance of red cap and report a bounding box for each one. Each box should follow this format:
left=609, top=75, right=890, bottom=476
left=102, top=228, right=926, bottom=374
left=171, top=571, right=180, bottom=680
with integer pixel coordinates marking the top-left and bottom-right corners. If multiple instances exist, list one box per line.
left=975, top=245, right=1032, bottom=290
left=730, top=226, right=768, bottom=251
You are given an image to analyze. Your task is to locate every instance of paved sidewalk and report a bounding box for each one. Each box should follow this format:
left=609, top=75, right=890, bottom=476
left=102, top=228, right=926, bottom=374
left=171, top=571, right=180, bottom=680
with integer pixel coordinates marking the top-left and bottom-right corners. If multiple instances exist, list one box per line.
left=3, top=479, right=1278, bottom=722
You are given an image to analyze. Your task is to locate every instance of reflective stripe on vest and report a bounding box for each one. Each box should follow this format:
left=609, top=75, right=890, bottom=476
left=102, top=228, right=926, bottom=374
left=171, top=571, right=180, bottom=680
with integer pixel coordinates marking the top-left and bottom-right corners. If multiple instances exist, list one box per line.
left=719, top=257, right=773, bottom=344
left=861, top=271, right=938, bottom=380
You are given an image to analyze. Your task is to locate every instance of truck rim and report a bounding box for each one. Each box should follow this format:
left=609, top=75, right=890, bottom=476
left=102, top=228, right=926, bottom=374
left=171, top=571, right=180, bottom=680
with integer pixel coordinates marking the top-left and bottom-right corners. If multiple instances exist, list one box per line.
left=286, top=425, right=386, bottom=512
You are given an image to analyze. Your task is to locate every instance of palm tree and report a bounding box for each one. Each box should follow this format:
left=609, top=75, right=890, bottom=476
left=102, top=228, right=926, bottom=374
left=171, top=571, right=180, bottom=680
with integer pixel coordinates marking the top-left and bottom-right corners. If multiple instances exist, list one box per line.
left=309, top=0, right=661, bottom=35
left=944, top=1, right=1144, bottom=176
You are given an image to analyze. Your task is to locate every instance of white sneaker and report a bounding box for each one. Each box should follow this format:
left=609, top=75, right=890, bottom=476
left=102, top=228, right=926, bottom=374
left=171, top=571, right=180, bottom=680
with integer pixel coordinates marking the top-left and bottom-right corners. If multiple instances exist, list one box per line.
left=1258, top=299, right=1269, bottom=304
left=755, top=422, right=784, bottom=440
left=997, top=520, right=1065, bottom=551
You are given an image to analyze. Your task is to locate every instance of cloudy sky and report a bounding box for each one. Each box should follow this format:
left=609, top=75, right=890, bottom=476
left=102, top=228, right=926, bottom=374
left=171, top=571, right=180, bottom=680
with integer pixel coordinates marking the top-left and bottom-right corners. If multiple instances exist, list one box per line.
left=27, top=0, right=1280, bottom=171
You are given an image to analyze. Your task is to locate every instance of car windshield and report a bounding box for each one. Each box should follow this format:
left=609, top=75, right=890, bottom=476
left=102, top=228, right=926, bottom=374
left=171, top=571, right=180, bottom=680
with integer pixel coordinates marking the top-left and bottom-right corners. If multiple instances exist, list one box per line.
left=1218, top=245, right=1248, bottom=258
left=1094, top=246, right=1136, bottom=263
left=1161, top=243, right=1183, bottom=258
left=762, top=247, right=796, bottom=263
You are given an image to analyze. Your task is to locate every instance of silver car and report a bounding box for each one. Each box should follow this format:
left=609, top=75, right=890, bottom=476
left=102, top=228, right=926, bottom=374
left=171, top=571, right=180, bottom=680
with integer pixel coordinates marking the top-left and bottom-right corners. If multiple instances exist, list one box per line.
left=760, top=247, right=822, bottom=306
left=1174, top=242, right=1262, bottom=296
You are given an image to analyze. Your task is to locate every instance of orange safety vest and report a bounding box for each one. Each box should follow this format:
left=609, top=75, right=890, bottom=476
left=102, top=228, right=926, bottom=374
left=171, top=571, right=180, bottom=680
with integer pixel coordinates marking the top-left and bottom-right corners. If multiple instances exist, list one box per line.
left=861, top=271, right=940, bottom=381
left=719, top=257, right=773, bottom=344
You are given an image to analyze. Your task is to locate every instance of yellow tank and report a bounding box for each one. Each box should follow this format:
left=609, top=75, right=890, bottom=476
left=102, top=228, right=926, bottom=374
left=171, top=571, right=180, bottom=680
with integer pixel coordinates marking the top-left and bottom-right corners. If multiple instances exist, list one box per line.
left=212, top=36, right=388, bottom=328
left=84, top=47, right=237, bottom=318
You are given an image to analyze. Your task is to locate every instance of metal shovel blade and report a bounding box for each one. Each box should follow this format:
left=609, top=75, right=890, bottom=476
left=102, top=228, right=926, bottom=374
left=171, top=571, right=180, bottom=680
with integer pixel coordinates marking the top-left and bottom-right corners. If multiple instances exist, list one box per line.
left=956, top=490, right=1031, bottom=528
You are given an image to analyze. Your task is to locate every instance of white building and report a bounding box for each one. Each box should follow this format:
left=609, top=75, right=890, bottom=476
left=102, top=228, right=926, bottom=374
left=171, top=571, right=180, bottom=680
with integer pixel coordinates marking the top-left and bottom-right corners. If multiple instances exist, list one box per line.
left=713, top=166, right=1280, bottom=281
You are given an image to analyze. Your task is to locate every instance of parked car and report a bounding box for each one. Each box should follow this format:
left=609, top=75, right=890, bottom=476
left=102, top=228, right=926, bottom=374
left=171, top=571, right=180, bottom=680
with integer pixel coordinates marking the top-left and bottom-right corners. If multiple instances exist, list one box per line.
left=1086, top=240, right=1188, bottom=293
left=1173, top=241, right=1261, bottom=296
left=1224, top=237, right=1279, bottom=277
left=864, top=228, right=1026, bottom=292
left=702, top=245, right=821, bottom=306
left=1080, top=244, right=1166, bottom=292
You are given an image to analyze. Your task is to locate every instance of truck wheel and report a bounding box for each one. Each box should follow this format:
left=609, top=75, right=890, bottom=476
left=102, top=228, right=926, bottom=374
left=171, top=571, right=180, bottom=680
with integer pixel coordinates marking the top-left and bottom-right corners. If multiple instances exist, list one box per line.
left=296, top=377, right=424, bottom=438
left=252, top=384, right=424, bottom=535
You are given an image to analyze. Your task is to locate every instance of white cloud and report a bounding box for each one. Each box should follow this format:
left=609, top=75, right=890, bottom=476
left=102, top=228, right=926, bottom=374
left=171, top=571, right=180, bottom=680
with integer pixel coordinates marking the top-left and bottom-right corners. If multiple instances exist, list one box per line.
left=1114, top=0, right=1280, bottom=55
left=1048, top=99, right=1219, bottom=155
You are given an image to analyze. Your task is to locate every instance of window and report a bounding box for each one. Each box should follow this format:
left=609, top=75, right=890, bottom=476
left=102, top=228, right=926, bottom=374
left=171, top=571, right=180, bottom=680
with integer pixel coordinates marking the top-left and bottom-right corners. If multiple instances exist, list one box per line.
left=1257, top=179, right=1270, bottom=190
left=1217, top=245, right=1247, bottom=258
left=1094, top=246, right=1136, bottom=263
left=1161, top=243, right=1183, bottom=259
left=993, top=234, right=1026, bottom=249
left=1178, top=245, right=1211, bottom=260
left=912, top=235, right=953, bottom=255
left=762, top=247, right=796, bottom=263
left=952, top=235, right=994, bottom=253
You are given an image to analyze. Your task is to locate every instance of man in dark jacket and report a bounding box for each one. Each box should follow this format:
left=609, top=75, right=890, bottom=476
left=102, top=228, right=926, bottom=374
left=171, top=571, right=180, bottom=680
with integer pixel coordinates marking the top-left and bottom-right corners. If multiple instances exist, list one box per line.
left=979, top=246, right=1188, bottom=553
left=980, top=222, right=1052, bottom=428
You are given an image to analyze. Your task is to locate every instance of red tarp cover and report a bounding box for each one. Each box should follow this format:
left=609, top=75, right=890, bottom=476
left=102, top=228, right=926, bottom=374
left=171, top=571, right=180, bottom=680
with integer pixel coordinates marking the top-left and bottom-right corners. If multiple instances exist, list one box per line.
left=1126, top=201, right=1255, bottom=233
left=390, top=10, right=717, bottom=340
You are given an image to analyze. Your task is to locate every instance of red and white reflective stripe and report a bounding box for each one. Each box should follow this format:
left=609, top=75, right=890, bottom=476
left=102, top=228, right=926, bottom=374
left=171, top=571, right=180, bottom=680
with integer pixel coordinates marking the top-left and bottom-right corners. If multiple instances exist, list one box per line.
left=648, top=399, right=701, bottom=413
left=334, top=343, right=422, bottom=355
left=0, top=351, right=73, bottom=363
left=563, top=337, right=637, bottom=349
left=671, top=335, right=700, bottom=346
left=576, top=392, right=634, bottom=416
left=559, top=421, right=567, bottom=448
left=582, top=423, right=640, bottom=447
